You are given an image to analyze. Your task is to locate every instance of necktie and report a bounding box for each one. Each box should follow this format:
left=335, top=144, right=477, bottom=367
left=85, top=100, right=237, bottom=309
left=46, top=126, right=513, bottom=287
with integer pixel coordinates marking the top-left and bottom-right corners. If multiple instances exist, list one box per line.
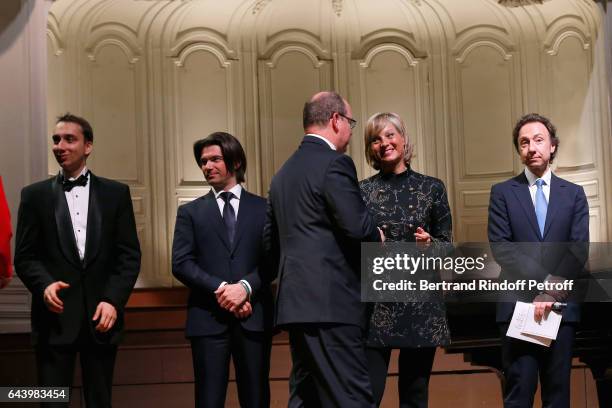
left=63, top=172, right=89, bottom=191
left=535, top=178, right=547, bottom=237
left=220, top=191, right=236, bottom=244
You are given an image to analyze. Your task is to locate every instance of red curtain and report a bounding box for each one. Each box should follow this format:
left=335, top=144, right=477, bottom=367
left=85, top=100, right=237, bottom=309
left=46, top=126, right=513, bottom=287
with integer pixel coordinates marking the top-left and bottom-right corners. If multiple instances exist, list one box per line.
left=0, top=176, right=12, bottom=284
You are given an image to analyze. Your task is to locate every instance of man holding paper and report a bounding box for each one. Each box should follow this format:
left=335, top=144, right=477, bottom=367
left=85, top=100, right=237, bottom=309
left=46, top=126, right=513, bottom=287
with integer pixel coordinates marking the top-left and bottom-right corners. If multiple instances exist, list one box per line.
left=488, top=113, right=589, bottom=408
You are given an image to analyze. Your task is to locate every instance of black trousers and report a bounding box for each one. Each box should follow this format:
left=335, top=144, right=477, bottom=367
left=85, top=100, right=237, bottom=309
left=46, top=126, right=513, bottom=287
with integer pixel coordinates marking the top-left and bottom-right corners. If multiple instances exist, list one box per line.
left=36, top=325, right=117, bottom=408
left=190, top=323, right=272, bottom=408
left=500, top=323, right=575, bottom=408
left=366, top=346, right=436, bottom=408
left=287, top=323, right=375, bottom=408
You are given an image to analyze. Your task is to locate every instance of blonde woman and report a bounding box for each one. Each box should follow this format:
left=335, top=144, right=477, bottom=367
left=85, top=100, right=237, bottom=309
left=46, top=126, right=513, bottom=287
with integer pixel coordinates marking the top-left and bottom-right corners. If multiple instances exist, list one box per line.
left=360, top=112, right=451, bottom=407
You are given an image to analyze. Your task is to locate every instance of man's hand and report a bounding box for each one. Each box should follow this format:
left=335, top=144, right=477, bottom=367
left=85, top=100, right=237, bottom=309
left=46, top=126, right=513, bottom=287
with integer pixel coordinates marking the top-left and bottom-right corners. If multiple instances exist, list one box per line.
left=215, top=283, right=247, bottom=312
left=93, top=301, right=117, bottom=332
left=43, top=281, right=70, bottom=313
left=533, top=296, right=555, bottom=323
left=233, top=301, right=253, bottom=319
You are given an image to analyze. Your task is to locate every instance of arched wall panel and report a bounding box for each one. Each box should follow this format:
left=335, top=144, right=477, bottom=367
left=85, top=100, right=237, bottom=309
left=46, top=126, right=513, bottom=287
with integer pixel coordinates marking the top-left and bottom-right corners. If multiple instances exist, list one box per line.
left=548, top=35, right=594, bottom=170
left=173, top=48, right=233, bottom=186
left=88, top=43, right=140, bottom=183
left=456, top=44, right=515, bottom=179
left=258, top=47, right=332, bottom=191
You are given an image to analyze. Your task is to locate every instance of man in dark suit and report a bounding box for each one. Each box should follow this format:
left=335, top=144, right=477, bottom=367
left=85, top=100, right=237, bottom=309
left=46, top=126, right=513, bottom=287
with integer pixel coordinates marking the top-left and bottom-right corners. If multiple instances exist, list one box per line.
left=172, top=132, right=273, bottom=408
left=488, top=113, right=589, bottom=408
left=265, top=91, right=383, bottom=407
left=14, top=113, right=141, bottom=407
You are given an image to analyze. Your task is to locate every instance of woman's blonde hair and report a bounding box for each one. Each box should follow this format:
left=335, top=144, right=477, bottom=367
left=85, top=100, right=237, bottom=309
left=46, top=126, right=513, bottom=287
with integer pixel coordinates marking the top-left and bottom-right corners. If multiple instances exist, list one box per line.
left=364, top=112, right=414, bottom=171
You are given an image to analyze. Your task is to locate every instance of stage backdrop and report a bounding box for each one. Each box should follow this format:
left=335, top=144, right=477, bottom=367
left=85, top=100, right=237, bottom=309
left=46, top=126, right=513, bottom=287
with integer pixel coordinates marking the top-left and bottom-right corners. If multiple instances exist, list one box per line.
left=46, top=0, right=612, bottom=287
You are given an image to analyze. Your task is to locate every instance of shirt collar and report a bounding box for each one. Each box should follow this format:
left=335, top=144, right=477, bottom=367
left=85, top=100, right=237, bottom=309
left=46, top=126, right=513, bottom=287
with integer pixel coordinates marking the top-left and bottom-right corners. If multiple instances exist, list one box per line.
left=306, top=133, right=336, bottom=151
left=212, top=183, right=242, bottom=200
left=61, top=166, right=90, bottom=181
left=524, top=167, right=552, bottom=187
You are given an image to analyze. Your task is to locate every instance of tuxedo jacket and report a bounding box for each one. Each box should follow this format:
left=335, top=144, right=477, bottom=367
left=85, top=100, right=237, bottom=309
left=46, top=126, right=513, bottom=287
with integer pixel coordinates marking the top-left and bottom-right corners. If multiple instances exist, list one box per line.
left=14, top=173, right=141, bottom=345
left=265, top=136, right=380, bottom=328
left=488, top=172, right=589, bottom=322
left=172, top=189, right=274, bottom=337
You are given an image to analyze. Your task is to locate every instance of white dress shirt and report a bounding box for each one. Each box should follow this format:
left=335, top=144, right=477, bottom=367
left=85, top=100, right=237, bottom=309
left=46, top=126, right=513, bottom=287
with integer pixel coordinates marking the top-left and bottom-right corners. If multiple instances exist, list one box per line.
left=524, top=167, right=551, bottom=208
left=211, top=184, right=252, bottom=295
left=63, top=167, right=90, bottom=260
left=212, top=184, right=242, bottom=219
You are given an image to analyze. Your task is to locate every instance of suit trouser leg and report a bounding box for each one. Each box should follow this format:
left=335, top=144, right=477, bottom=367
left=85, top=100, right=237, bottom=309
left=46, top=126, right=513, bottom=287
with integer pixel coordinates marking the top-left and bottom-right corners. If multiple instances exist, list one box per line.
left=500, top=324, right=540, bottom=408
left=365, top=347, right=391, bottom=406
left=79, top=342, right=117, bottom=408
left=231, top=324, right=272, bottom=408
left=288, top=324, right=375, bottom=408
left=288, top=328, right=320, bottom=408
left=36, top=343, right=77, bottom=408
left=190, top=333, right=231, bottom=408
left=539, top=324, right=575, bottom=408
left=397, top=347, right=436, bottom=408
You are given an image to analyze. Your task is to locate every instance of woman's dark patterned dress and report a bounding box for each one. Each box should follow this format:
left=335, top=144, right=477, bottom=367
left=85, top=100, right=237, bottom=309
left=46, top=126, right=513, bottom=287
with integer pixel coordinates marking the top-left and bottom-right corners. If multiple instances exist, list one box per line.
left=360, top=167, right=452, bottom=348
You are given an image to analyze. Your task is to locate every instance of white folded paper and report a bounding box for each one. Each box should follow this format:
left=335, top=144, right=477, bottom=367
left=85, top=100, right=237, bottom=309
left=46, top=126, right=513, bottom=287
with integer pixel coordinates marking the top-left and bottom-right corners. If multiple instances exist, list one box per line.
left=506, top=301, right=562, bottom=347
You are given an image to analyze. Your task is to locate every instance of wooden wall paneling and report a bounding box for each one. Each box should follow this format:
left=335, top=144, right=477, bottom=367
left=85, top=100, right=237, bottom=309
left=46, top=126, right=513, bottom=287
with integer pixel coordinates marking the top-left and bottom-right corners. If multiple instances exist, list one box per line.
left=257, top=45, right=333, bottom=192
left=543, top=22, right=607, bottom=242
left=450, top=33, right=521, bottom=242
left=46, top=14, right=65, bottom=177
left=352, top=44, right=428, bottom=179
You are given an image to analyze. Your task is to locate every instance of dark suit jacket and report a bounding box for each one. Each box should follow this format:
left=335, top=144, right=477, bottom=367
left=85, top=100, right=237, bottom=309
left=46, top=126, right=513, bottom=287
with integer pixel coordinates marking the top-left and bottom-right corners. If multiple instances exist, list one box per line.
left=14, top=173, right=141, bottom=345
left=265, top=136, right=380, bottom=328
left=172, top=189, right=273, bottom=337
left=488, top=172, right=589, bottom=322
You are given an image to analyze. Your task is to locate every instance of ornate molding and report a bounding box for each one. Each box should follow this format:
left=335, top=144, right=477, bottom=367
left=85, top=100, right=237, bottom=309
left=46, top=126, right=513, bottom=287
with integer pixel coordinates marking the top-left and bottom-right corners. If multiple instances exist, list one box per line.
left=456, top=40, right=512, bottom=63
left=252, top=0, right=272, bottom=15
left=546, top=30, right=590, bottom=56
left=497, top=0, right=546, bottom=6
left=359, top=43, right=420, bottom=68
left=331, top=0, right=342, bottom=17
left=265, top=45, right=324, bottom=68
left=87, top=38, right=140, bottom=64
left=173, top=43, right=232, bottom=68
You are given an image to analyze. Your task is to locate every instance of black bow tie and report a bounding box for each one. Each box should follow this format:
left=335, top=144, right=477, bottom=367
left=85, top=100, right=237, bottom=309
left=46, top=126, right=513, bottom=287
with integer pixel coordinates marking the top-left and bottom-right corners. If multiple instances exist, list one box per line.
left=62, top=173, right=89, bottom=191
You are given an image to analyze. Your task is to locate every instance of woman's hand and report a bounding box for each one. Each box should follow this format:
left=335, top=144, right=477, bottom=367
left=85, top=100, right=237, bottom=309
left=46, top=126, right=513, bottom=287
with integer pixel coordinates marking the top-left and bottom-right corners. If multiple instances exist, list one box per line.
left=414, top=227, right=431, bottom=243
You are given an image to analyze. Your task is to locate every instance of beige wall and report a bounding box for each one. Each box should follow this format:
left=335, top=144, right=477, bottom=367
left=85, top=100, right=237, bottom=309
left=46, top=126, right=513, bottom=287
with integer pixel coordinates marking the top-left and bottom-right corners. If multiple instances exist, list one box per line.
left=44, top=0, right=612, bottom=287
left=0, top=0, right=52, bottom=332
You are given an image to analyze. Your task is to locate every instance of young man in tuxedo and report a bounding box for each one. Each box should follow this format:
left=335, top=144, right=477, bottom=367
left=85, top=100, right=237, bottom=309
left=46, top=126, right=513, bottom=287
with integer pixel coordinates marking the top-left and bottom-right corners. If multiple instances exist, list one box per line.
left=488, top=113, right=589, bottom=408
left=172, top=132, right=273, bottom=408
left=15, top=113, right=141, bottom=407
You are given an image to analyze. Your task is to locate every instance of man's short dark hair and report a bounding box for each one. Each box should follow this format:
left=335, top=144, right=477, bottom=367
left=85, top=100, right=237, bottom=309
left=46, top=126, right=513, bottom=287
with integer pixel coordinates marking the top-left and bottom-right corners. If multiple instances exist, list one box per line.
left=512, top=113, right=559, bottom=163
left=303, top=91, right=346, bottom=129
left=193, top=132, right=247, bottom=183
left=56, top=113, right=94, bottom=143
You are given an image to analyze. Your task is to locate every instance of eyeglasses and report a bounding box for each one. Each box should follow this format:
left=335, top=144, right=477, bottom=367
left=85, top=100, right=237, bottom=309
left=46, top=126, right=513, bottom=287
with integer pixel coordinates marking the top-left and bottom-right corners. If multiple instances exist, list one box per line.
left=337, top=113, right=357, bottom=129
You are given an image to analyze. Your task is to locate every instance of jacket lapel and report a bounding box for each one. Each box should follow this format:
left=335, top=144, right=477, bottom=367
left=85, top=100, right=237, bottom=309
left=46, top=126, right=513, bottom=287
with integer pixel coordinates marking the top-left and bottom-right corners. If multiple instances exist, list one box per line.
left=542, top=173, right=563, bottom=240
left=510, top=173, right=542, bottom=240
left=83, top=173, right=102, bottom=268
left=52, top=174, right=82, bottom=268
left=203, top=191, right=231, bottom=252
